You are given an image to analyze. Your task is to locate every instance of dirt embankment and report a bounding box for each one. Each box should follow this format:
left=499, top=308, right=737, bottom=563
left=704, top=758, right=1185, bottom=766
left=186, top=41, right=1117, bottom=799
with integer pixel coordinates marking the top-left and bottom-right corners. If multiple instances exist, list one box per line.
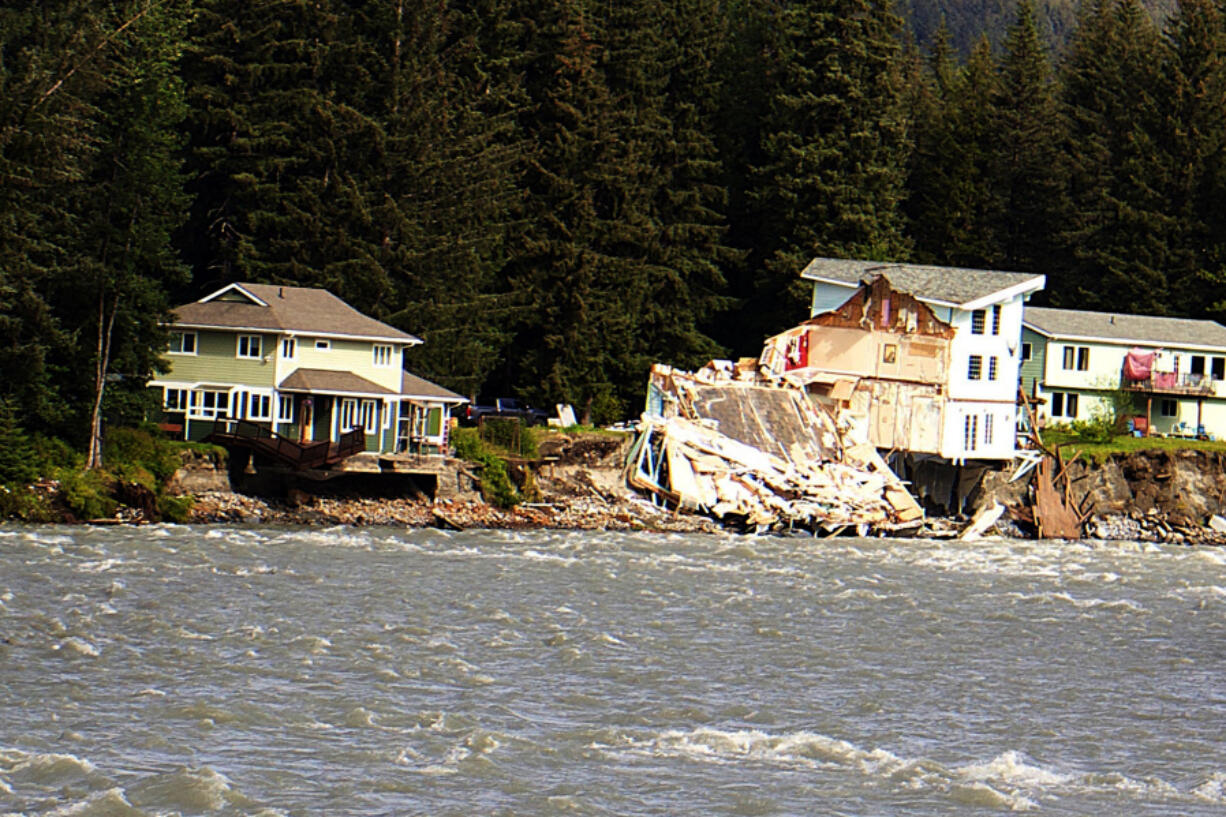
left=186, top=432, right=719, bottom=533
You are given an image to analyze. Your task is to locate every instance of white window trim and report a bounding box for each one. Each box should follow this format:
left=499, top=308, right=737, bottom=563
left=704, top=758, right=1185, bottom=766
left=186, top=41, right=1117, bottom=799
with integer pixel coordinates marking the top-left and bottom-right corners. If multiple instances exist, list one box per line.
left=360, top=399, right=378, bottom=434
left=188, top=388, right=231, bottom=420
left=277, top=394, right=295, bottom=423
left=163, top=387, right=189, bottom=410
left=168, top=331, right=198, bottom=356
left=237, top=334, right=262, bottom=360
left=246, top=390, right=273, bottom=421
left=281, top=337, right=296, bottom=359
left=373, top=344, right=394, bottom=367
left=967, top=355, right=983, bottom=381
left=314, top=339, right=331, bottom=352
left=340, top=397, right=359, bottom=430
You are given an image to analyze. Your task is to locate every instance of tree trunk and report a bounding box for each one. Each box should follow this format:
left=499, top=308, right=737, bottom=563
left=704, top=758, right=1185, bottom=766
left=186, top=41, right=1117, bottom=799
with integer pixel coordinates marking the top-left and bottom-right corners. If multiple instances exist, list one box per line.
left=86, top=291, right=118, bottom=470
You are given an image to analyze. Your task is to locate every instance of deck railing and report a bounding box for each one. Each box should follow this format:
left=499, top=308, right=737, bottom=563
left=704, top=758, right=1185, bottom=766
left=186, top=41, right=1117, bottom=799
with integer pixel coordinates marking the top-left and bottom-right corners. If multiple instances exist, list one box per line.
left=205, top=419, right=365, bottom=469
left=1123, top=373, right=1216, bottom=396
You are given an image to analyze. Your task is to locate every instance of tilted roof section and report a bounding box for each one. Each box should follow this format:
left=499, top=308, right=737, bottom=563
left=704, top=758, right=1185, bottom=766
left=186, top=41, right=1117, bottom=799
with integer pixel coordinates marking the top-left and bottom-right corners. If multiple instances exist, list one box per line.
left=172, top=283, right=421, bottom=343
left=800, top=258, right=1045, bottom=309
left=1024, top=307, right=1226, bottom=350
left=401, top=371, right=467, bottom=403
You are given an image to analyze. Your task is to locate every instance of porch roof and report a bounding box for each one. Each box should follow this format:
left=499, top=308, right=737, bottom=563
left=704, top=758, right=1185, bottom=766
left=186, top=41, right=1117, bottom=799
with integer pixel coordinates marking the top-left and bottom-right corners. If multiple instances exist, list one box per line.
left=401, top=372, right=467, bottom=404
left=278, top=368, right=395, bottom=396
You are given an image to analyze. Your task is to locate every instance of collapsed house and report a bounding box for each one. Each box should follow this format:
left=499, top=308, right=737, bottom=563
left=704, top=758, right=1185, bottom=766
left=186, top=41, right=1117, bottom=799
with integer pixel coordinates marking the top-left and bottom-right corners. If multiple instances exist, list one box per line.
left=626, top=362, right=924, bottom=534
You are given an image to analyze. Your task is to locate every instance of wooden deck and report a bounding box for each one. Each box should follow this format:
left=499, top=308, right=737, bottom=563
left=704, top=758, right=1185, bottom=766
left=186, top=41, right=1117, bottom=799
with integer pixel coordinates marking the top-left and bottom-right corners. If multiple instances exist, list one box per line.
left=205, top=420, right=365, bottom=470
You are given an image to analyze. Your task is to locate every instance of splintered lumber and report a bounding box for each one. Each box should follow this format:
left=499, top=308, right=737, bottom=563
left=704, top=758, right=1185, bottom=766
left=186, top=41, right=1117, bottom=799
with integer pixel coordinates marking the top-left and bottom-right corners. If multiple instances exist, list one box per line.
left=1033, top=453, right=1082, bottom=539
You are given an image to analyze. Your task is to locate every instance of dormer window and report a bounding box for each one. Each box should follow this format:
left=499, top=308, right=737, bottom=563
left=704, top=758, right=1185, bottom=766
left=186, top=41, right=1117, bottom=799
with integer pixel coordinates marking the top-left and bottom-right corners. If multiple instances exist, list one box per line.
left=169, top=331, right=197, bottom=355
left=237, top=334, right=262, bottom=359
left=373, top=344, right=393, bottom=367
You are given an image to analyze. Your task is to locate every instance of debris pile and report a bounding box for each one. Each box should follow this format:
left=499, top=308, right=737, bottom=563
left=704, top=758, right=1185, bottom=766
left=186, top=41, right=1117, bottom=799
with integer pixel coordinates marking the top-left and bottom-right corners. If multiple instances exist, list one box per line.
left=626, top=363, right=923, bottom=534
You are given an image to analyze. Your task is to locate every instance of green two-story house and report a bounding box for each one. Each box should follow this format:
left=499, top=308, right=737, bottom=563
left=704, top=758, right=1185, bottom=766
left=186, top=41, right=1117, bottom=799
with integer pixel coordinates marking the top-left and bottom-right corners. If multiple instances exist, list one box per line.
left=149, top=283, right=465, bottom=455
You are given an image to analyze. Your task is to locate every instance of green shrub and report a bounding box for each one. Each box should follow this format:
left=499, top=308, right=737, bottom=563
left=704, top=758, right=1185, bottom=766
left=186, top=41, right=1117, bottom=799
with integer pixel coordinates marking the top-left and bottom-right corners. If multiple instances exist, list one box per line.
left=104, top=427, right=181, bottom=483
left=478, top=417, right=539, bottom=458
left=1069, top=417, right=1115, bottom=444
left=56, top=468, right=117, bottom=520
left=452, top=428, right=520, bottom=508
left=157, top=494, right=195, bottom=523
left=0, top=400, right=39, bottom=484
left=0, top=484, right=55, bottom=522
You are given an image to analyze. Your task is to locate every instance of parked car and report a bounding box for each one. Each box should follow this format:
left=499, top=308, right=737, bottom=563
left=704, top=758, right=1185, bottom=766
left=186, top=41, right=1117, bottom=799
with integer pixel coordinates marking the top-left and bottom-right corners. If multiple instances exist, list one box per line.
left=464, top=397, right=551, bottom=426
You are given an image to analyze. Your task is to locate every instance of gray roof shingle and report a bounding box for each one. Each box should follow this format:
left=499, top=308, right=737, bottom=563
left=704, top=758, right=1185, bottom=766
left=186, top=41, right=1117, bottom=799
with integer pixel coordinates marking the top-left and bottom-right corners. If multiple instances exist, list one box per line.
left=172, top=283, right=421, bottom=343
left=401, top=371, right=467, bottom=403
left=278, top=368, right=396, bottom=396
left=1024, top=307, right=1226, bottom=350
left=800, top=258, right=1044, bottom=307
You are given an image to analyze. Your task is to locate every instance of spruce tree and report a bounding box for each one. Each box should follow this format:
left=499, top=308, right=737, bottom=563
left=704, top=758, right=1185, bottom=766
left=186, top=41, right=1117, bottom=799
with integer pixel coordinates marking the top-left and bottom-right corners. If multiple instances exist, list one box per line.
left=989, top=0, right=1068, bottom=277
left=1059, top=0, right=1171, bottom=312
left=740, top=0, right=911, bottom=347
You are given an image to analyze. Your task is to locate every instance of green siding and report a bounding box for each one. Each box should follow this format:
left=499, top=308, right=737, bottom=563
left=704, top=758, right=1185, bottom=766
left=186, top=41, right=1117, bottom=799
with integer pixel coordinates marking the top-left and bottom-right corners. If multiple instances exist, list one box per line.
left=1020, top=327, right=1046, bottom=396
left=162, top=330, right=277, bottom=387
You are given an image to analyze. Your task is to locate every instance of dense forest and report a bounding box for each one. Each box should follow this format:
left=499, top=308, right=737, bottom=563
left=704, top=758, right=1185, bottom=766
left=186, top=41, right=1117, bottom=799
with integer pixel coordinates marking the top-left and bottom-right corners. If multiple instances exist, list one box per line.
left=3, top=0, right=1226, bottom=448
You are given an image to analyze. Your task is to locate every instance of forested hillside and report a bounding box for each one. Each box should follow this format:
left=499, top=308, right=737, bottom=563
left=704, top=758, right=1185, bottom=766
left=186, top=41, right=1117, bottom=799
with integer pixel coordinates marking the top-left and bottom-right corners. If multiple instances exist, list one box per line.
left=3, top=0, right=1226, bottom=448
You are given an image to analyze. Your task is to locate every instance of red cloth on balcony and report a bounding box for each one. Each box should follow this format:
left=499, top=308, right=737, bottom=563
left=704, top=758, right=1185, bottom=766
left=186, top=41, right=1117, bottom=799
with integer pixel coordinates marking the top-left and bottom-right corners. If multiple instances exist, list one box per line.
left=1124, top=348, right=1155, bottom=381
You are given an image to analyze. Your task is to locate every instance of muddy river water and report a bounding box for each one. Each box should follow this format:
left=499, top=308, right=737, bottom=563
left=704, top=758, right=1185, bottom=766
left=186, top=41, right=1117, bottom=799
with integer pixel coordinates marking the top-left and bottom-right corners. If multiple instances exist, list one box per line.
left=2, top=525, right=1224, bottom=815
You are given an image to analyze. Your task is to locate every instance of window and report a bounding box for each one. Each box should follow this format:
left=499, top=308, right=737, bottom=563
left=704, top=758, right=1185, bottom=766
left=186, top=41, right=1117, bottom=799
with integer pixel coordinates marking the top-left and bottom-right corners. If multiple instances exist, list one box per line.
left=971, top=309, right=986, bottom=335
left=163, top=388, right=188, bottom=410
left=1051, top=391, right=1079, bottom=419
left=1214, top=357, right=1225, bottom=381
left=277, top=395, right=295, bottom=423
left=1191, top=355, right=1206, bottom=376
left=315, top=339, right=331, bottom=351
left=237, top=334, right=262, bottom=359
left=882, top=344, right=897, bottom=364
left=360, top=399, right=378, bottom=433
left=189, top=389, right=229, bottom=419
left=373, top=344, right=394, bottom=367
left=281, top=337, right=296, bottom=359
left=991, top=304, right=1002, bottom=335
left=964, top=415, right=979, bottom=451
left=984, top=413, right=995, bottom=445
left=968, top=355, right=983, bottom=380
left=1062, top=346, right=1089, bottom=371
left=247, top=393, right=272, bottom=421
left=1021, top=342, right=1032, bottom=362
left=1161, top=399, right=1178, bottom=417
left=988, top=356, right=998, bottom=381
left=168, top=331, right=197, bottom=355
left=340, top=398, right=359, bottom=430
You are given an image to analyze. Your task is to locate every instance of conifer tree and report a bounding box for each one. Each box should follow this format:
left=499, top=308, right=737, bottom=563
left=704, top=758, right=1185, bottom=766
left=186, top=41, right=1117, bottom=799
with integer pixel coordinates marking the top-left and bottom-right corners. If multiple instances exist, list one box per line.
left=989, top=0, right=1068, bottom=276
left=1158, top=0, right=1226, bottom=317
left=1059, top=0, right=1171, bottom=312
left=740, top=0, right=911, bottom=347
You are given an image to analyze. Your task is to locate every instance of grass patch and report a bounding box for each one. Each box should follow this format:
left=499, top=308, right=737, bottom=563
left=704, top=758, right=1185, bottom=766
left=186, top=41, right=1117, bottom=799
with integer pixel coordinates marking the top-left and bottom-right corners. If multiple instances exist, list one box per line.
left=1041, top=430, right=1226, bottom=464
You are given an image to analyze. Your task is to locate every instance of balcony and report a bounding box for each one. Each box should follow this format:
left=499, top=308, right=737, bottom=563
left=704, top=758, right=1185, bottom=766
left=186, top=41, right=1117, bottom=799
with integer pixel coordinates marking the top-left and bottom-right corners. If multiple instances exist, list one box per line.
left=1123, top=372, right=1216, bottom=396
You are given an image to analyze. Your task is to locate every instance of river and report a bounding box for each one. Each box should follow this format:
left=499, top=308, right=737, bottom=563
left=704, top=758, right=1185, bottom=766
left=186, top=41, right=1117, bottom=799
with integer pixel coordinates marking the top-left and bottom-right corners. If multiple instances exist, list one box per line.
left=1, top=525, right=1224, bottom=815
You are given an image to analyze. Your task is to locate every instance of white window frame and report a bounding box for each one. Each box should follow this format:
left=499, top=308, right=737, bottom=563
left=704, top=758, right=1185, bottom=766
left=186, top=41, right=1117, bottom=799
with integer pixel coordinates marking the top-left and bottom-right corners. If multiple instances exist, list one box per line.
left=189, top=388, right=230, bottom=420
left=988, top=356, right=998, bottom=381
left=964, top=415, right=978, bottom=451
left=1051, top=391, right=1079, bottom=419
left=281, top=337, right=296, bottom=359
left=246, top=391, right=273, bottom=421
left=991, top=305, right=1002, bottom=335
left=163, top=387, right=188, bottom=410
left=372, top=344, right=393, bottom=367
left=168, top=331, right=197, bottom=355
left=314, top=339, right=331, bottom=352
left=967, top=355, right=983, bottom=380
left=970, top=310, right=986, bottom=335
left=237, top=334, right=262, bottom=360
left=984, top=413, right=994, bottom=445
left=359, top=399, right=378, bottom=434
left=277, top=394, right=295, bottom=423
left=340, top=398, right=359, bottom=430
